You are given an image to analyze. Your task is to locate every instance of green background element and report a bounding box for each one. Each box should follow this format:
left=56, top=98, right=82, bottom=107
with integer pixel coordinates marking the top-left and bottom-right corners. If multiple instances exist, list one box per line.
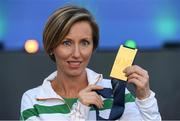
left=124, top=40, right=137, bottom=49
left=155, top=15, right=177, bottom=38
left=0, top=11, right=6, bottom=41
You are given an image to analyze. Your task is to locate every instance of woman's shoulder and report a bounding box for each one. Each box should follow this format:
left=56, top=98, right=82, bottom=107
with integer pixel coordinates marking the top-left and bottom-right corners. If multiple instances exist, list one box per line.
left=22, top=71, right=57, bottom=100
left=22, top=85, right=42, bottom=100
left=21, top=85, right=42, bottom=111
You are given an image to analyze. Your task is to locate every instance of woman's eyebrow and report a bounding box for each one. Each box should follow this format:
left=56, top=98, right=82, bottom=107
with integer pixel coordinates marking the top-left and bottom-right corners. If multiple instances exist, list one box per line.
left=63, top=37, right=72, bottom=40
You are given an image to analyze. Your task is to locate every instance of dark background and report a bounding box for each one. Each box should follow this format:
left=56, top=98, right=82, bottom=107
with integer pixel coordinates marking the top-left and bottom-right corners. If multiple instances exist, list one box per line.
left=0, top=48, right=180, bottom=120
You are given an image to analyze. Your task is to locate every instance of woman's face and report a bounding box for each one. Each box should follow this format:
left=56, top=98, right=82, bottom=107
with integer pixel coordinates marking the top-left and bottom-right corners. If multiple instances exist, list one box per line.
left=53, top=21, right=93, bottom=77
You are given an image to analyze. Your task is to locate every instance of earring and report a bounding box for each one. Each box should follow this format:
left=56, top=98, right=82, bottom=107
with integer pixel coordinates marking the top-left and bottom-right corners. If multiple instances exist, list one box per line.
left=49, top=52, right=53, bottom=56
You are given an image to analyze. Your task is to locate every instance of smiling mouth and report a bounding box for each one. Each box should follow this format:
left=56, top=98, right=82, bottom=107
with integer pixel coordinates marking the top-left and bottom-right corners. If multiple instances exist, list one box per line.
left=67, top=61, right=82, bottom=68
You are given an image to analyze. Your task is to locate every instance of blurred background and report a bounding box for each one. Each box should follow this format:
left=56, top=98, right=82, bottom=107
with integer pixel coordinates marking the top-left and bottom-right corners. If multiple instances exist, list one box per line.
left=0, top=0, right=180, bottom=120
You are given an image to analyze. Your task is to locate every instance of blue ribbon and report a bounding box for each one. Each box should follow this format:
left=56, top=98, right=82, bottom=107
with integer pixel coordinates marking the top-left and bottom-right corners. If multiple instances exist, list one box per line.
left=95, top=79, right=126, bottom=120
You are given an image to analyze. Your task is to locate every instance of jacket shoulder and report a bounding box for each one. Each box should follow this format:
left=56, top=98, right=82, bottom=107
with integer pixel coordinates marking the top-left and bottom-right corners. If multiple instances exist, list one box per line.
left=23, top=86, right=41, bottom=98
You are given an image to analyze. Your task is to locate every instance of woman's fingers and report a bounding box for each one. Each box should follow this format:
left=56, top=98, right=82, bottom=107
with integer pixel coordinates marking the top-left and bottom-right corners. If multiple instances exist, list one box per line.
left=92, top=92, right=104, bottom=108
left=123, top=65, right=151, bottom=100
left=95, top=92, right=104, bottom=108
left=84, top=85, right=104, bottom=92
left=78, top=85, right=104, bottom=108
left=83, top=92, right=103, bottom=108
left=87, top=91, right=103, bottom=108
left=124, top=65, right=149, bottom=79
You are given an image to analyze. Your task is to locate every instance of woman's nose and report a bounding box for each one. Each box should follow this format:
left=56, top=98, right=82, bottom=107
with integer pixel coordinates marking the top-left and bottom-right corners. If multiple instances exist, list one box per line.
left=72, top=45, right=81, bottom=58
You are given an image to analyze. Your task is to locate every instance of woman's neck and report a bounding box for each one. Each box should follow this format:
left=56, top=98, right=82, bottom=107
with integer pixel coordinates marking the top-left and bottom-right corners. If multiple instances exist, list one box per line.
left=51, top=71, right=88, bottom=98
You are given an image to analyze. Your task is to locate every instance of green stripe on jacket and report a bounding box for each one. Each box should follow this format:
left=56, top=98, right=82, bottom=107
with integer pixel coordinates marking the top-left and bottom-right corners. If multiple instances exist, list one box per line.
left=21, top=93, right=135, bottom=120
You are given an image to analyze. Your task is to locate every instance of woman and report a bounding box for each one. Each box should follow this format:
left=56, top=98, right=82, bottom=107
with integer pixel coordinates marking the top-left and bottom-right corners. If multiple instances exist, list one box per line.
left=20, top=5, right=161, bottom=121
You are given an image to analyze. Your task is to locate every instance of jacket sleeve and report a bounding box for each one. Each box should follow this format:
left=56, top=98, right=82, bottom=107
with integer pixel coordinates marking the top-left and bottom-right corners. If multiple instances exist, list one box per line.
left=20, top=92, right=41, bottom=121
left=70, top=100, right=91, bottom=121
left=135, top=90, right=162, bottom=121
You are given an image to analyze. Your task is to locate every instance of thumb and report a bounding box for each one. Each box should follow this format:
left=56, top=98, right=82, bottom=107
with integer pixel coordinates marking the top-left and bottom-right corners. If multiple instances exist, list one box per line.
left=85, top=85, right=104, bottom=92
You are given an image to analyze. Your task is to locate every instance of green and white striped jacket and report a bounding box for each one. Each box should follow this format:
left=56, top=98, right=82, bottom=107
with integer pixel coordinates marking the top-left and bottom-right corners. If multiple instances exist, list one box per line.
left=20, top=68, right=161, bottom=121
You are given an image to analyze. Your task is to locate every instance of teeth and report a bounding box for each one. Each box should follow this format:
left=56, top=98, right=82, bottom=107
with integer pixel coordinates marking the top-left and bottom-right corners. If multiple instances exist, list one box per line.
left=69, top=61, right=80, bottom=63
left=71, top=62, right=80, bottom=64
left=68, top=61, right=81, bottom=66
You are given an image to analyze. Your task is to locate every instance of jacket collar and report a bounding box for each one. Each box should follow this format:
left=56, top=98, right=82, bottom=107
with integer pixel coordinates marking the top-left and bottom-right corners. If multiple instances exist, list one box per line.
left=36, top=68, right=103, bottom=100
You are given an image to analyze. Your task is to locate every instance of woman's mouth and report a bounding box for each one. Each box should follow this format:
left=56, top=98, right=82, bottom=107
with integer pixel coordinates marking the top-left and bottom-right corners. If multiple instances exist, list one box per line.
left=67, top=61, right=82, bottom=68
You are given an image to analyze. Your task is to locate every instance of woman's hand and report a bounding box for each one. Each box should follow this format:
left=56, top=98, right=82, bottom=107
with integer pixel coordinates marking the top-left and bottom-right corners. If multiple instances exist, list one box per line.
left=123, top=65, right=151, bottom=100
left=78, top=85, right=104, bottom=108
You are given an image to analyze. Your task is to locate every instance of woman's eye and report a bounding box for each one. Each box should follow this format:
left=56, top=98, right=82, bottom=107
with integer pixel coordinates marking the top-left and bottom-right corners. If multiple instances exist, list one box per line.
left=81, top=40, right=90, bottom=47
left=62, top=40, right=71, bottom=46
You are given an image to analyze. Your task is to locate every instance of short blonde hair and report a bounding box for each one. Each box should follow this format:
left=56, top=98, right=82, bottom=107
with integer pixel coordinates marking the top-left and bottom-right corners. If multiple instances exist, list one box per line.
left=43, top=5, right=99, bottom=62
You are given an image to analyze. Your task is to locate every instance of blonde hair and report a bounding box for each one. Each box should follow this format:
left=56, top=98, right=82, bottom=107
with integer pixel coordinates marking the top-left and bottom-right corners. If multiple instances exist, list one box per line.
left=43, top=5, right=99, bottom=62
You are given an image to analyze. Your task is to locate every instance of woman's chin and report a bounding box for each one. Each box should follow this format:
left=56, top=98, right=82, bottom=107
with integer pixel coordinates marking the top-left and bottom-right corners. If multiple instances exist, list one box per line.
left=66, top=69, right=85, bottom=77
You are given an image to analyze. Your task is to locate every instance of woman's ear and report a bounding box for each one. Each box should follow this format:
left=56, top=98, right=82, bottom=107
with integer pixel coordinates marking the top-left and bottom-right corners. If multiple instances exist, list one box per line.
left=49, top=51, right=56, bottom=62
